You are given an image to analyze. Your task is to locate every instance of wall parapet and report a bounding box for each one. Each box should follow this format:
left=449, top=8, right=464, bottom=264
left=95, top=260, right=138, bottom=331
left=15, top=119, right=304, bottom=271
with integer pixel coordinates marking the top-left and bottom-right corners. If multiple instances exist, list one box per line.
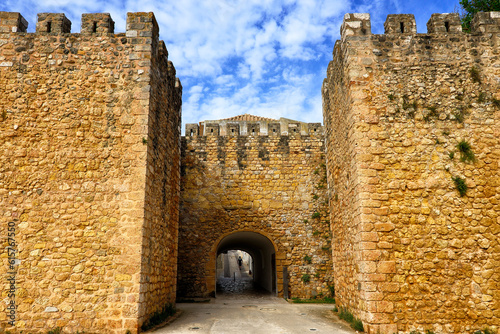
left=0, top=11, right=160, bottom=39
left=340, top=11, right=500, bottom=39
left=185, top=118, right=323, bottom=137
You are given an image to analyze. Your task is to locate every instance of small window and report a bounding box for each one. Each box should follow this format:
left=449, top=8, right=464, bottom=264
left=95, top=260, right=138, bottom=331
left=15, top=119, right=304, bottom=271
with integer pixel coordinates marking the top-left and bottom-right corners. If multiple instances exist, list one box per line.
left=314, top=128, right=317, bottom=132
left=92, top=21, right=97, bottom=33
left=211, top=128, right=214, bottom=133
left=231, top=129, right=234, bottom=133
left=252, top=129, right=255, bottom=133
left=444, top=21, right=449, bottom=32
left=47, top=21, right=52, bottom=33
left=273, top=129, right=276, bottom=133
left=400, top=22, right=405, bottom=33
left=190, top=129, right=194, bottom=136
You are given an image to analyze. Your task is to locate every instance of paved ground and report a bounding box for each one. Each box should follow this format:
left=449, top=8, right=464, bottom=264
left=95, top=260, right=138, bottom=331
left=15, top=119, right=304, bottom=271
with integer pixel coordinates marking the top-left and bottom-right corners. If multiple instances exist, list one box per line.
left=155, top=297, right=356, bottom=334
left=156, top=255, right=356, bottom=334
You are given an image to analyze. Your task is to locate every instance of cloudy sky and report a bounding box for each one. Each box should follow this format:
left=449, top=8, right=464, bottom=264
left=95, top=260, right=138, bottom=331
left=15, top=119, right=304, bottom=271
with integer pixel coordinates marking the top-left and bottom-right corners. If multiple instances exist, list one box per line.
left=1, top=0, right=460, bottom=130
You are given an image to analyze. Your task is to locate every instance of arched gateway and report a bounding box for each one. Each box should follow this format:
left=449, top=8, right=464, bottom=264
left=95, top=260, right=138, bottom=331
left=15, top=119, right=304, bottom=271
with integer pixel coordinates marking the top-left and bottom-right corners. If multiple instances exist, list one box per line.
left=215, top=231, right=279, bottom=295
left=176, top=115, right=334, bottom=300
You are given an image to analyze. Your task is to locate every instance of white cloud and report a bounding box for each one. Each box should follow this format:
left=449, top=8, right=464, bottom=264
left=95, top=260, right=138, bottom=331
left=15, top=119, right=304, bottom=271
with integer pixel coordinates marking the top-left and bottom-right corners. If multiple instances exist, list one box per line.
left=0, top=0, right=460, bottom=133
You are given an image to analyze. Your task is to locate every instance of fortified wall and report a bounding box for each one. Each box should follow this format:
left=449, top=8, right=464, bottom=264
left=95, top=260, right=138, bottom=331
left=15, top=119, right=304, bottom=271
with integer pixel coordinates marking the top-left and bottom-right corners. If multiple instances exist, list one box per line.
left=323, top=12, right=500, bottom=333
left=178, top=115, right=333, bottom=299
left=0, top=11, right=182, bottom=333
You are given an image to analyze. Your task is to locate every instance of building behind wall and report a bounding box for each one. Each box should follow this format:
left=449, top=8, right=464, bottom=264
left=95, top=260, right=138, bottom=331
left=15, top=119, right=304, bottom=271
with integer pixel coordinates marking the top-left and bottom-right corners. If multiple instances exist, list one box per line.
left=0, top=11, right=182, bottom=333
left=323, top=11, right=500, bottom=334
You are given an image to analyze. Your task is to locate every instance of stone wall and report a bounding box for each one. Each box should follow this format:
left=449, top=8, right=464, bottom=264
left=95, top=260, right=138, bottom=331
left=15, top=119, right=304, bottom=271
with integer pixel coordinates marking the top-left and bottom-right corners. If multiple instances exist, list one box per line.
left=0, top=11, right=181, bottom=333
left=178, top=125, right=333, bottom=299
left=323, top=12, right=500, bottom=334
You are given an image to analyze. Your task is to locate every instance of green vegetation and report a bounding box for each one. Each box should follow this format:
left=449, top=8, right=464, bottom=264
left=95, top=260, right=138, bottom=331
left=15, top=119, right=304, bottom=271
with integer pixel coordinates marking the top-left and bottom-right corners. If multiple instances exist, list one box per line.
left=474, top=328, right=494, bottom=334
left=301, top=274, right=311, bottom=283
left=312, top=230, right=320, bottom=236
left=492, top=97, right=500, bottom=108
left=449, top=151, right=455, bottom=160
left=47, top=329, right=62, bottom=334
left=142, top=137, right=148, bottom=145
left=453, top=109, right=466, bottom=123
left=291, top=297, right=335, bottom=304
left=141, top=303, right=176, bottom=331
left=334, top=307, right=364, bottom=332
left=303, top=219, right=309, bottom=224
left=452, top=176, right=468, bottom=197
left=303, top=255, right=312, bottom=264
left=387, top=93, right=395, bottom=100
left=353, top=319, right=364, bottom=332
left=312, top=194, right=319, bottom=200
left=470, top=66, right=481, bottom=83
left=328, top=284, right=335, bottom=297
left=423, top=106, right=438, bottom=122
left=459, top=0, right=500, bottom=31
left=312, top=212, right=321, bottom=219
left=457, top=140, right=475, bottom=162
left=478, top=92, right=486, bottom=102
left=403, top=100, right=418, bottom=111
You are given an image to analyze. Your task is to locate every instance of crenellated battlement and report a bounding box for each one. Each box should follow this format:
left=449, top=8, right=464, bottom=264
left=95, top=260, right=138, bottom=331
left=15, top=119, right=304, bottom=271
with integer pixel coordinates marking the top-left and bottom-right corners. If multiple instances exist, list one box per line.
left=0, top=12, right=27, bottom=33
left=185, top=115, right=323, bottom=138
left=0, top=11, right=159, bottom=38
left=81, top=13, right=115, bottom=34
left=36, top=13, right=72, bottom=33
left=341, top=11, right=500, bottom=39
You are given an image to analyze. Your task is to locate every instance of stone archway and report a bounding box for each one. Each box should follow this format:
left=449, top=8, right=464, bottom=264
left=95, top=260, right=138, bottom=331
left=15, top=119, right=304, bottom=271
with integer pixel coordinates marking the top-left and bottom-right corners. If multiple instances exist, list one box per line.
left=215, top=231, right=277, bottom=295
left=204, top=230, right=283, bottom=297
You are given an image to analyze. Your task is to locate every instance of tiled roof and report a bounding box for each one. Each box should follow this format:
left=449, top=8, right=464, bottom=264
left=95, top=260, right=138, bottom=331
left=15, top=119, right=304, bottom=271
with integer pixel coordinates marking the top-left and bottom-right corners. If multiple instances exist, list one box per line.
left=219, top=113, right=278, bottom=122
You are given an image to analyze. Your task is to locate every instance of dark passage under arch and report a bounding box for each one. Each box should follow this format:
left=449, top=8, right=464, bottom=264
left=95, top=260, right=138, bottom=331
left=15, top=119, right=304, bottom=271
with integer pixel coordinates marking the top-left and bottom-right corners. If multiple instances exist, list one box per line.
left=215, top=231, right=277, bottom=296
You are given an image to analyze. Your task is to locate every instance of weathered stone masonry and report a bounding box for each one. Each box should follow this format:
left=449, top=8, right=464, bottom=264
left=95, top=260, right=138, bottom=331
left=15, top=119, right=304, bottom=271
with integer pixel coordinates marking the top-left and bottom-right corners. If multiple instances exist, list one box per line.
left=0, top=11, right=181, bottom=333
left=1, top=7, right=499, bottom=334
left=323, top=12, right=500, bottom=334
left=178, top=117, right=333, bottom=299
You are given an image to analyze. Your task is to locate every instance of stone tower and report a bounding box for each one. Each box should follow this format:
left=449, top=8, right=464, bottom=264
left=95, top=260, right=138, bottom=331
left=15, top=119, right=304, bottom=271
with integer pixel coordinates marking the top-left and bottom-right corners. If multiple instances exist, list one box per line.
left=0, top=11, right=182, bottom=333
left=323, top=12, right=500, bottom=334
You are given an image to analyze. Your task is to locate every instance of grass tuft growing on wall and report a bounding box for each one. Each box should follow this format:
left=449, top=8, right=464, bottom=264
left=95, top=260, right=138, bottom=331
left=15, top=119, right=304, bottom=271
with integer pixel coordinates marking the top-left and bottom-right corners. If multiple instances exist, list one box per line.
left=457, top=140, right=475, bottom=163
left=452, top=176, right=468, bottom=197
left=470, top=66, right=481, bottom=83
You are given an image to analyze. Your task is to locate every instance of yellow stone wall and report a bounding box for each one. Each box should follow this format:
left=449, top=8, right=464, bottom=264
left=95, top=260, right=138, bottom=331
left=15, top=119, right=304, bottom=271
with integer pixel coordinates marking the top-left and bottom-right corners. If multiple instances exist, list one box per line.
left=323, top=12, right=500, bottom=334
left=0, top=12, right=181, bottom=333
left=178, top=131, right=333, bottom=299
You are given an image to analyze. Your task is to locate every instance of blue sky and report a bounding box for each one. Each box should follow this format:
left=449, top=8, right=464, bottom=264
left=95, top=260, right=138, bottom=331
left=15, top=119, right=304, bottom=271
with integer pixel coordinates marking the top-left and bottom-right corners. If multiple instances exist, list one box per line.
left=0, top=0, right=460, bottom=130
